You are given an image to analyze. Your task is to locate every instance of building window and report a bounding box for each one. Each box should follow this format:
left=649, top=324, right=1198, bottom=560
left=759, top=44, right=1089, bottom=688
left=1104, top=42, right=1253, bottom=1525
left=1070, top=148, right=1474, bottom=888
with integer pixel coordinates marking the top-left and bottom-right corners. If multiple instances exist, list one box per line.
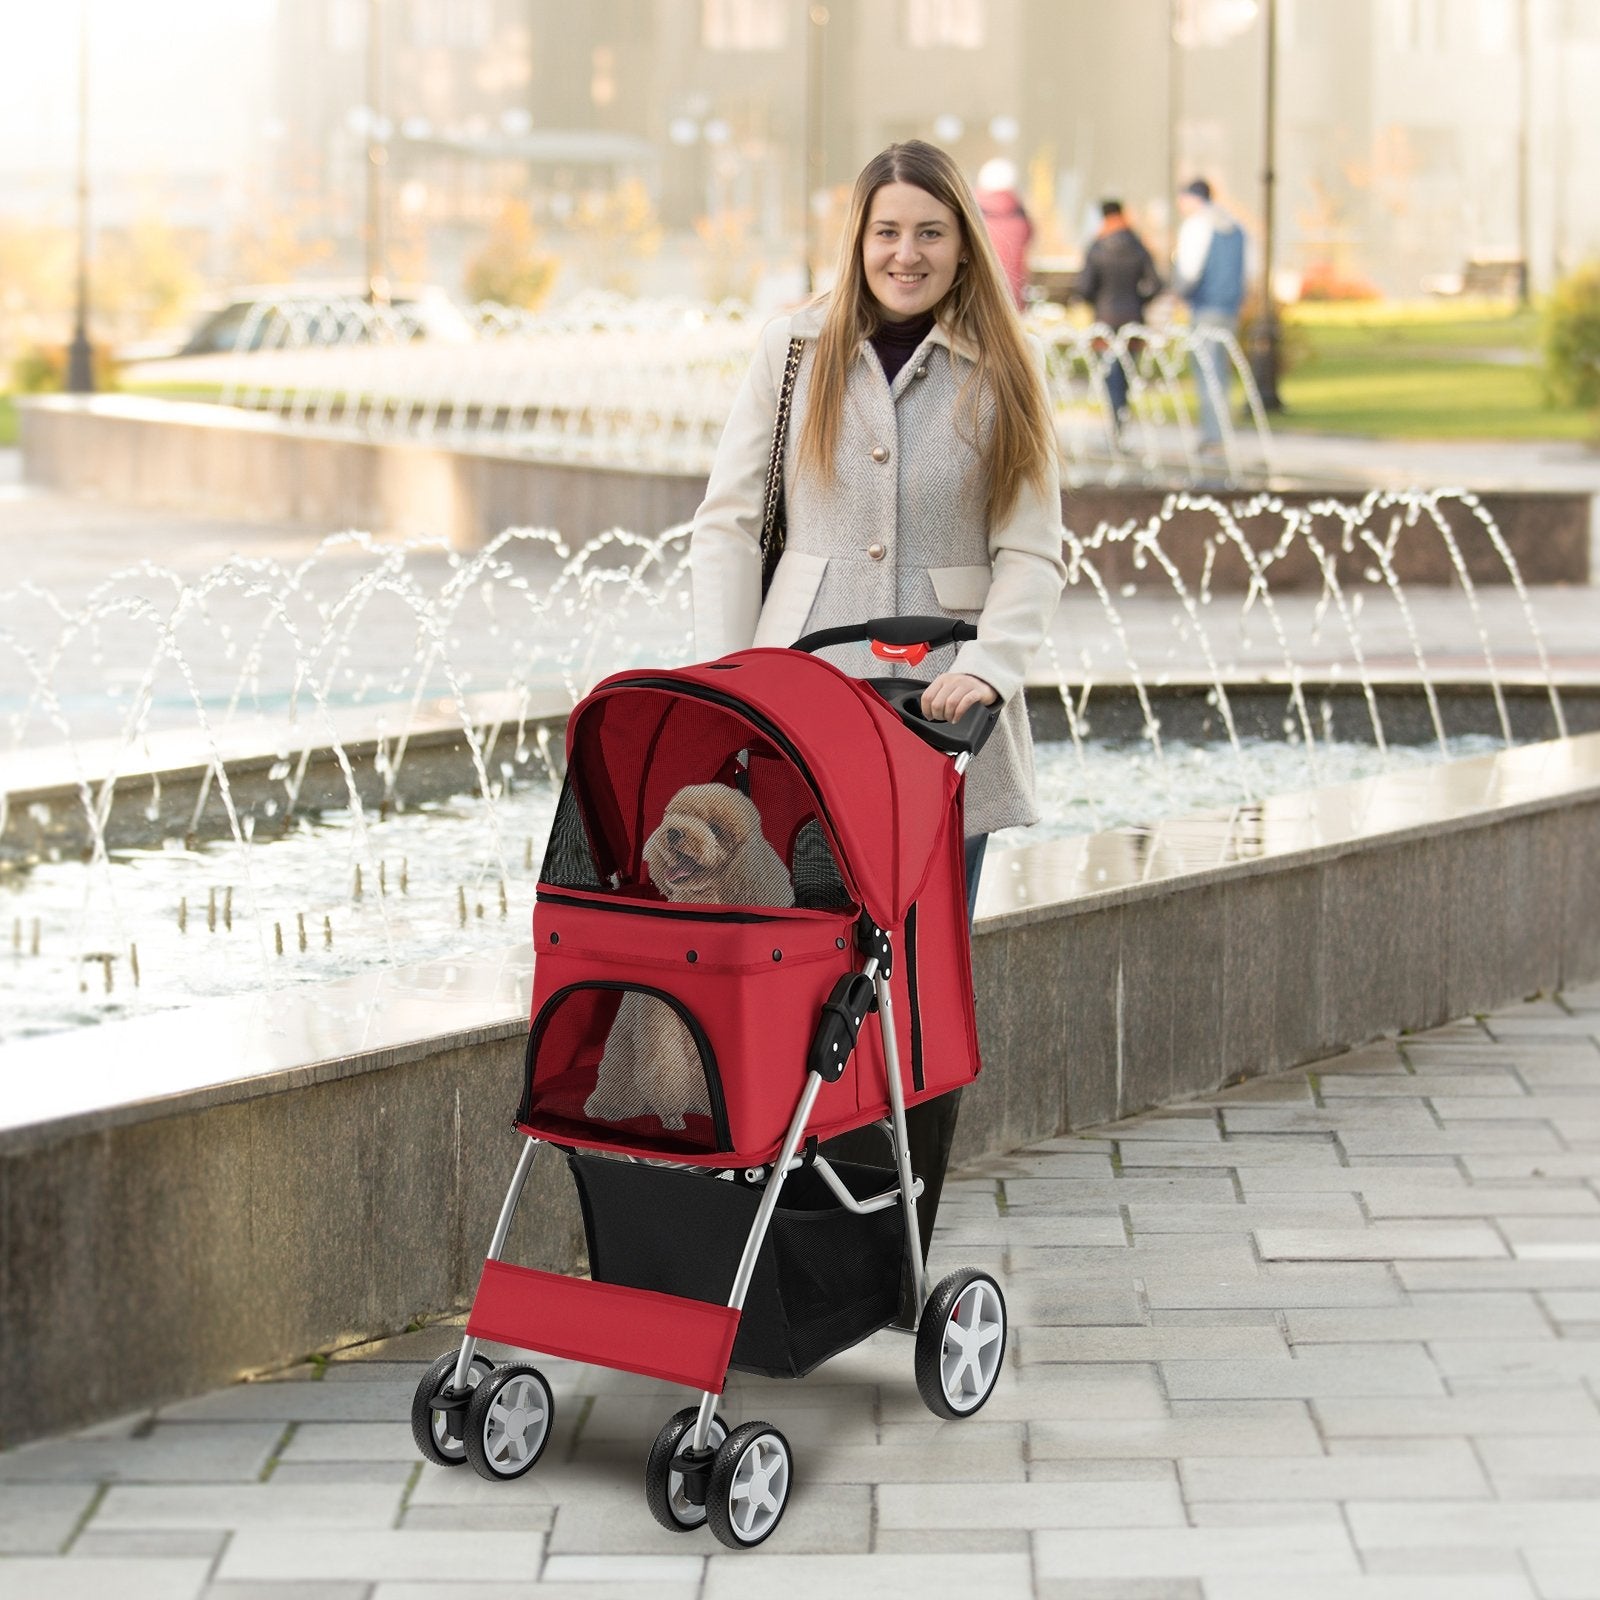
left=702, top=0, right=787, bottom=50
left=329, top=0, right=363, bottom=53
left=1564, top=0, right=1600, bottom=40
left=1476, top=0, right=1514, bottom=52
left=1391, top=0, right=1448, bottom=52
left=904, top=0, right=987, bottom=50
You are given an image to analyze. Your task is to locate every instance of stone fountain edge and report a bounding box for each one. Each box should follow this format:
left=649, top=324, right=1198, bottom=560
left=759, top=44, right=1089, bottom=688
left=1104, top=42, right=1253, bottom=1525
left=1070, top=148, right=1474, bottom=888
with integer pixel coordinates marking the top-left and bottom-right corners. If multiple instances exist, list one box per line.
left=2, top=735, right=1599, bottom=1446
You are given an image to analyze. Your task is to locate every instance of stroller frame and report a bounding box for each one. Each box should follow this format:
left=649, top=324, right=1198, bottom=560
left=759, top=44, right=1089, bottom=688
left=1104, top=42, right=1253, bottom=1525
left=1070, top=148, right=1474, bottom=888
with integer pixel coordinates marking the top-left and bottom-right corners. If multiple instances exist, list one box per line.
left=450, top=941, right=925, bottom=1451
left=411, top=619, right=1010, bottom=1549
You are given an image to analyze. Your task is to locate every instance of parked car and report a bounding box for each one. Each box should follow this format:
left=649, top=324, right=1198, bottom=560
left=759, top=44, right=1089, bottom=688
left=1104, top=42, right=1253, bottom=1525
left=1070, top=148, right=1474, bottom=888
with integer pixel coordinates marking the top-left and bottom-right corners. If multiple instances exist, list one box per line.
left=122, top=284, right=476, bottom=363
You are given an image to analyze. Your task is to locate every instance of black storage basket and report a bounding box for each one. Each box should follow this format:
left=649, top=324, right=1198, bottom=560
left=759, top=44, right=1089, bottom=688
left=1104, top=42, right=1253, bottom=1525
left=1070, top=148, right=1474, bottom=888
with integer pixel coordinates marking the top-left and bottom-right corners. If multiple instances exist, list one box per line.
left=568, top=1153, right=905, bottom=1380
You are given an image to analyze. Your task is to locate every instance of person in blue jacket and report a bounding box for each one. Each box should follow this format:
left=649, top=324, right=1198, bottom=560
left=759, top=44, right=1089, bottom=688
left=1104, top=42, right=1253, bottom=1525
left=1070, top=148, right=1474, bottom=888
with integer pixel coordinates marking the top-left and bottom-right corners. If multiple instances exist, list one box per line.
left=1172, top=178, right=1246, bottom=451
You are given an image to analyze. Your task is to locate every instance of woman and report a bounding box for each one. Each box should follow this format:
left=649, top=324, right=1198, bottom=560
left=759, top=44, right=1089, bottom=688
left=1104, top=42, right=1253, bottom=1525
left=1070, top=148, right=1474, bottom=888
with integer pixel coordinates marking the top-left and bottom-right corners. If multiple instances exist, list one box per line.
left=690, top=140, right=1067, bottom=1272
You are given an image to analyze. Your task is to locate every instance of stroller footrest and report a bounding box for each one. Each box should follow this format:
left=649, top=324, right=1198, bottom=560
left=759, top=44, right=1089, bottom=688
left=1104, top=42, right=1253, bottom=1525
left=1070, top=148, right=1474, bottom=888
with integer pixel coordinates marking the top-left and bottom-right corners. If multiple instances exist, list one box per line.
left=465, top=1259, right=742, bottom=1393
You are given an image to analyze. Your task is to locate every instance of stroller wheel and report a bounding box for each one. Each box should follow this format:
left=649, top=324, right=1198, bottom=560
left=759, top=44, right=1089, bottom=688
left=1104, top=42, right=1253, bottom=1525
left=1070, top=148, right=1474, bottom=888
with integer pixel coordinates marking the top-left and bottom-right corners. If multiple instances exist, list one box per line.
left=410, top=1350, right=495, bottom=1467
left=644, top=1406, right=729, bottom=1532
left=915, top=1268, right=1007, bottom=1420
left=463, top=1364, right=555, bottom=1481
left=705, top=1421, right=792, bottom=1549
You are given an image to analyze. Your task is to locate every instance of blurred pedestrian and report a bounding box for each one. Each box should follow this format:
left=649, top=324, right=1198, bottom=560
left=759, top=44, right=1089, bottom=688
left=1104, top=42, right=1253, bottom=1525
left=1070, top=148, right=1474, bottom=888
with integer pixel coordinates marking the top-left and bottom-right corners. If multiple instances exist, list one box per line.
left=974, top=157, right=1033, bottom=310
left=1172, top=177, right=1246, bottom=450
left=1076, top=199, right=1162, bottom=432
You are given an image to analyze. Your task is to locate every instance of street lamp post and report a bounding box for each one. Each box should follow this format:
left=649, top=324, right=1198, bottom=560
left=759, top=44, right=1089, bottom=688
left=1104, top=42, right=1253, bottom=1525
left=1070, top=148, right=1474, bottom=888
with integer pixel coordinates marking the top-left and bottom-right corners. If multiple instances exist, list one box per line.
left=365, top=0, right=390, bottom=307
left=1247, top=0, right=1284, bottom=412
left=802, top=4, right=828, bottom=295
left=66, top=0, right=94, bottom=394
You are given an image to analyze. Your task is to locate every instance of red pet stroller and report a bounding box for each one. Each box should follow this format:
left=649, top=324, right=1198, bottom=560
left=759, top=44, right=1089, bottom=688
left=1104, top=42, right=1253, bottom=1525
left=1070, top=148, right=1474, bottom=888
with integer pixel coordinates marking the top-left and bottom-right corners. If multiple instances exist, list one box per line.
left=409, top=617, right=1009, bottom=1548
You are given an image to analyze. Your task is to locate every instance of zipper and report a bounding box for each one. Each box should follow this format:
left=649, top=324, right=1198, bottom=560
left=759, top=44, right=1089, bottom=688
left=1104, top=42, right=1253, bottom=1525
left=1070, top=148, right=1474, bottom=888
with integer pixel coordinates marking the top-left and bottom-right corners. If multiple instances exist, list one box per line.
left=521, top=979, right=733, bottom=1152
left=536, top=890, right=781, bottom=925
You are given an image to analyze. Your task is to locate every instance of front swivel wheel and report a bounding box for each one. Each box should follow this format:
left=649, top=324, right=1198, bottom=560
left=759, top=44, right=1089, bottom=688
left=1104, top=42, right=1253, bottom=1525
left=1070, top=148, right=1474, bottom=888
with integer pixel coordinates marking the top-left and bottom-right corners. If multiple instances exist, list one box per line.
left=705, top=1421, right=792, bottom=1549
left=410, top=1349, right=494, bottom=1467
left=644, top=1406, right=729, bottom=1532
left=464, top=1363, right=555, bottom=1481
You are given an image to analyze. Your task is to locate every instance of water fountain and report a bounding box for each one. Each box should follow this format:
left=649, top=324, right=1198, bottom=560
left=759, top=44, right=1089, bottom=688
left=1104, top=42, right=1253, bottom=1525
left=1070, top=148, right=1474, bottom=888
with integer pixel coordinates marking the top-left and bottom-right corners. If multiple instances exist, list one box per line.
left=2, top=481, right=1587, bottom=1045
left=7, top=296, right=1600, bottom=1448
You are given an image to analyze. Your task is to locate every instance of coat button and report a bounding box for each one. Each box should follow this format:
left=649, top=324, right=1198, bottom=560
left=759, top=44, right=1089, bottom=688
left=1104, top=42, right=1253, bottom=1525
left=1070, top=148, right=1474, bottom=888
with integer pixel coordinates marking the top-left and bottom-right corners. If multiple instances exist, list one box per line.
left=914, top=364, right=928, bottom=378
left=868, top=543, right=886, bottom=561
left=870, top=445, right=890, bottom=463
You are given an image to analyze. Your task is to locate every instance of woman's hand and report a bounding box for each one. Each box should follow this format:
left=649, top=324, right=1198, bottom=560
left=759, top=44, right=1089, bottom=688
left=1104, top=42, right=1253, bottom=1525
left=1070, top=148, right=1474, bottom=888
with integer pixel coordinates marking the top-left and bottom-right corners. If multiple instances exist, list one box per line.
left=920, top=672, right=999, bottom=723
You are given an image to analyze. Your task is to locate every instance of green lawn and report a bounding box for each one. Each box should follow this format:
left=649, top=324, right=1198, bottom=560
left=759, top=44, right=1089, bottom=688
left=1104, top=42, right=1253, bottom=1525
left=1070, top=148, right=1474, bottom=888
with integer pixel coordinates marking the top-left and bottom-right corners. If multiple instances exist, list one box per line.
left=1275, top=303, right=1597, bottom=441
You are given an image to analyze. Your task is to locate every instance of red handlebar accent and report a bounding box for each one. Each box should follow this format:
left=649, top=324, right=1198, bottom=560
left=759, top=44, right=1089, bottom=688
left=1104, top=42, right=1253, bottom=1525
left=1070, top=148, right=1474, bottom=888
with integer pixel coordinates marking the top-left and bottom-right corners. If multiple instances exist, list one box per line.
left=870, top=639, right=930, bottom=665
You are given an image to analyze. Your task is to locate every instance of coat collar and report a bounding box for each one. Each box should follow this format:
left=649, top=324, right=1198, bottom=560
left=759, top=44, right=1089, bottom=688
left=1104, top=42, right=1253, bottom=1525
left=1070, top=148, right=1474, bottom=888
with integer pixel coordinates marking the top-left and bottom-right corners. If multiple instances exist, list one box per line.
left=785, top=297, right=978, bottom=365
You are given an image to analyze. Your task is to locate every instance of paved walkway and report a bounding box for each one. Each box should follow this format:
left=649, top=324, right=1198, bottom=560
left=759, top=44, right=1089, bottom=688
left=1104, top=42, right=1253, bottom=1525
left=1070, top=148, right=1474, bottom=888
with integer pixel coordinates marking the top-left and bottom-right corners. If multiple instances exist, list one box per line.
left=2, top=987, right=1598, bottom=1598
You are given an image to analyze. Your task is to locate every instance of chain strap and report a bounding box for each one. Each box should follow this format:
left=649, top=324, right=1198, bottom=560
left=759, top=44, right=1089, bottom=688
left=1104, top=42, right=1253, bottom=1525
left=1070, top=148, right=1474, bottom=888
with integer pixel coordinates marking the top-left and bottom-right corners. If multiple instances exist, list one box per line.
left=759, top=336, right=805, bottom=598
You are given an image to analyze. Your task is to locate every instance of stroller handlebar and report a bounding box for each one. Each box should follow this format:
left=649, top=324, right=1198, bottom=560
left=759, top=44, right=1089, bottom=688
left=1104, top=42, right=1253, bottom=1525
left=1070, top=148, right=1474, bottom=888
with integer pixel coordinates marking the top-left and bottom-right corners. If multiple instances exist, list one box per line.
left=791, top=615, right=976, bottom=655
left=790, top=616, right=1000, bottom=760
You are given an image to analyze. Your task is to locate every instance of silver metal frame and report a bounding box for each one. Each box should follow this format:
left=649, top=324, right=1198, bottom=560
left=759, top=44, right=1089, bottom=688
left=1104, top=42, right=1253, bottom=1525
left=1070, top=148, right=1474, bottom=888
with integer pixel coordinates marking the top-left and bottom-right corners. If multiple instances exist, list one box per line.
left=465, top=934, right=935, bottom=1458
left=689, top=945, right=928, bottom=1450
left=452, top=1134, right=540, bottom=1390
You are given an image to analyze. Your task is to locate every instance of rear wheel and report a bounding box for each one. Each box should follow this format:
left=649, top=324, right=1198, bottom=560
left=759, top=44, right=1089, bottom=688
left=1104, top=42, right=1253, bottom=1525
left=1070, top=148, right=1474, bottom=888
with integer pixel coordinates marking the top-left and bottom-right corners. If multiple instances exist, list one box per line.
left=644, top=1406, right=729, bottom=1532
left=915, top=1268, right=1006, bottom=1419
left=705, top=1421, right=792, bottom=1549
left=464, top=1364, right=554, bottom=1481
left=410, top=1350, right=494, bottom=1467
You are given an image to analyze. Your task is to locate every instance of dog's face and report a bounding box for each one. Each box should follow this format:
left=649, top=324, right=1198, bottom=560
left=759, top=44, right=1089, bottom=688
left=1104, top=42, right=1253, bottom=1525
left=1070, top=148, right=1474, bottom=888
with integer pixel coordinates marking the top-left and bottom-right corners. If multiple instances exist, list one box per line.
left=643, top=784, right=763, bottom=902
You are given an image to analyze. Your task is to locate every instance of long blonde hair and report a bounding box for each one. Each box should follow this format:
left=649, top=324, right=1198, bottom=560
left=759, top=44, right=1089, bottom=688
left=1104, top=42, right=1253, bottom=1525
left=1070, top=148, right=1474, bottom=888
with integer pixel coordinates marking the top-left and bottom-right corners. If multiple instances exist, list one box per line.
left=797, top=140, right=1056, bottom=527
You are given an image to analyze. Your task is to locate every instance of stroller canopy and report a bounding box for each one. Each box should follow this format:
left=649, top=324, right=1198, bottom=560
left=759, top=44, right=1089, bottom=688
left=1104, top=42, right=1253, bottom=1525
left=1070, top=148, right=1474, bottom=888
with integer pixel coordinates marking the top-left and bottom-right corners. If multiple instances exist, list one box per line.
left=559, top=648, right=961, bottom=928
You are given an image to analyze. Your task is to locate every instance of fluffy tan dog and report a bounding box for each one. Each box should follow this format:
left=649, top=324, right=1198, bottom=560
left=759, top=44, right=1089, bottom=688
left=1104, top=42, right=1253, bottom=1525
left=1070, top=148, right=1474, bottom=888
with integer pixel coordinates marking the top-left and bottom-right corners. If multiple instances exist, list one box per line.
left=641, top=784, right=796, bottom=910
left=584, top=784, right=794, bottom=1130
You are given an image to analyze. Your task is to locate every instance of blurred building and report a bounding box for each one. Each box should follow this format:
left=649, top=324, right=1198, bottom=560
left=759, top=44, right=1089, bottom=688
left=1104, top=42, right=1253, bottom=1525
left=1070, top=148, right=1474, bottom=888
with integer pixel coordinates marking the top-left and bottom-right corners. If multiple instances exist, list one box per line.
left=243, top=0, right=1600, bottom=301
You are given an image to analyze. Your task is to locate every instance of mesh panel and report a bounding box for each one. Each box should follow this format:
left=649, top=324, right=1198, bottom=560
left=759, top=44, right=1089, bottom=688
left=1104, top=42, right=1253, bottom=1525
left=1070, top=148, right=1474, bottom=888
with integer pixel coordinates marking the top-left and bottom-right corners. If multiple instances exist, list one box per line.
left=541, top=779, right=605, bottom=889
left=521, top=984, right=728, bottom=1155
left=790, top=820, right=852, bottom=911
left=539, top=760, right=853, bottom=911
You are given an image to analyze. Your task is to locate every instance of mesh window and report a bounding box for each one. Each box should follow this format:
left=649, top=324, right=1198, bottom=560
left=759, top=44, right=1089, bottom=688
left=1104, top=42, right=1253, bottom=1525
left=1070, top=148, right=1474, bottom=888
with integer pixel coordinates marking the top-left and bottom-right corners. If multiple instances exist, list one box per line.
left=520, top=983, right=729, bottom=1155
left=790, top=820, right=851, bottom=911
left=537, top=691, right=854, bottom=910
left=541, top=780, right=605, bottom=889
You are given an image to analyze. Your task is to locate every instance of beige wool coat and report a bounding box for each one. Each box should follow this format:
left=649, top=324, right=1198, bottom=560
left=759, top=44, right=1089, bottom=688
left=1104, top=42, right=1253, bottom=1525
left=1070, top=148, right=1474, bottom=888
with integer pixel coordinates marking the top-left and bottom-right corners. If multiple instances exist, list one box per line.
left=690, top=301, right=1068, bottom=836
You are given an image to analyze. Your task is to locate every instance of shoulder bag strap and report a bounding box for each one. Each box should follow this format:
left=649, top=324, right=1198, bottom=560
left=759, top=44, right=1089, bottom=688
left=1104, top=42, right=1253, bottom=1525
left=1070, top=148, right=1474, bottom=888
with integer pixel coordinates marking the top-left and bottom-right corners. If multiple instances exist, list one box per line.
left=759, top=336, right=806, bottom=598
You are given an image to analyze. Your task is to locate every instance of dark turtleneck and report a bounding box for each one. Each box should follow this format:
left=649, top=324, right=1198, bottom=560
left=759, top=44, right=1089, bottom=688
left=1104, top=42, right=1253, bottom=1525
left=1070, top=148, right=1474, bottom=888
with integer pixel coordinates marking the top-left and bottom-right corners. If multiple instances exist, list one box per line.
left=870, top=310, right=936, bottom=386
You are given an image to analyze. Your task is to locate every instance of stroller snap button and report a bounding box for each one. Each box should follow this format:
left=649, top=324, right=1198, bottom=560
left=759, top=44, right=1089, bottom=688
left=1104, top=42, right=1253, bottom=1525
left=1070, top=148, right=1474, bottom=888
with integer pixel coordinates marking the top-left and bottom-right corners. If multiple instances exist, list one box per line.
left=772, top=950, right=783, bottom=962
left=549, top=932, right=559, bottom=945
left=686, top=950, right=698, bottom=963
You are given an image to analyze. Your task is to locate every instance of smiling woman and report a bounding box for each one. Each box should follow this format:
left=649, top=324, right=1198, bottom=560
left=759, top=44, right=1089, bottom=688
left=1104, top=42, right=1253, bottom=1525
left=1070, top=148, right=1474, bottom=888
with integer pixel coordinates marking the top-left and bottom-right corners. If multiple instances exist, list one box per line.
left=688, top=139, right=1069, bottom=1281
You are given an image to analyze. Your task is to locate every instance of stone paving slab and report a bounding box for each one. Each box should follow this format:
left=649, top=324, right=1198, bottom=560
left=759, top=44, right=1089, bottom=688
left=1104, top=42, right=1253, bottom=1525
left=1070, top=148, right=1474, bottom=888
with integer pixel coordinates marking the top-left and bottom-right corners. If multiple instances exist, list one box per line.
left=2, top=993, right=1599, bottom=1597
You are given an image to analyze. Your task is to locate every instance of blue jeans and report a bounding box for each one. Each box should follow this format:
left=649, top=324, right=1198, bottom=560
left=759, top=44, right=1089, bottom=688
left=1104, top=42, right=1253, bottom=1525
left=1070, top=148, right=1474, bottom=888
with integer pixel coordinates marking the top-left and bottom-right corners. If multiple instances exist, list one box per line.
left=1104, top=352, right=1129, bottom=422
left=1189, top=308, right=1237, bottom=446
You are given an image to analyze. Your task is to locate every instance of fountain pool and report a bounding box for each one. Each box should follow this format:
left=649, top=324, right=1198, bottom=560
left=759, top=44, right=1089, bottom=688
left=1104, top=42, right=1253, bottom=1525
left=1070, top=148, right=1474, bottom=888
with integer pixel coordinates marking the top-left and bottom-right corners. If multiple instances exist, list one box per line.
left=0, top=729, right=1504, bottom=1044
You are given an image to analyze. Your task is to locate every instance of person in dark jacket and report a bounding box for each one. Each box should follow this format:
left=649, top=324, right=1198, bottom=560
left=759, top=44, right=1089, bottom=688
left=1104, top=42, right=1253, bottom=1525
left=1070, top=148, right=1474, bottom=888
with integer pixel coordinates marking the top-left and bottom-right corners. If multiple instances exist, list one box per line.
left=1076, top=199, right=1162, bottom=430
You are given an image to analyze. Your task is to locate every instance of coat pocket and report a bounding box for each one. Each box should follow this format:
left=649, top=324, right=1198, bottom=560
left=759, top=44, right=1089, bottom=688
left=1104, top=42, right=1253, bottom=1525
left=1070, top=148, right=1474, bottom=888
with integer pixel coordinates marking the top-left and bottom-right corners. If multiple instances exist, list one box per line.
left=928, top=564, right=992, bottom=612
left=753, top=551, right=830, bottom=649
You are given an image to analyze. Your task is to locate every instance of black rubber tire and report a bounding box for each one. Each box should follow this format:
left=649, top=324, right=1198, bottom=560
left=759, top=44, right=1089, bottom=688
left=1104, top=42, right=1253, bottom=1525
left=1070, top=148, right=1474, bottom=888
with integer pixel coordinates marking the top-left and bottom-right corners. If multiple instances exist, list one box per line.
left=463, top=1363, right=555, bottom=1481
left=410, top=1350, right=494, bottom=1467
left=644, top=1406, right=729, bottom=1532
left=705, top=1420, right=792, bottom=1549
left=915, top=1267, right=1007, bottom=1420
